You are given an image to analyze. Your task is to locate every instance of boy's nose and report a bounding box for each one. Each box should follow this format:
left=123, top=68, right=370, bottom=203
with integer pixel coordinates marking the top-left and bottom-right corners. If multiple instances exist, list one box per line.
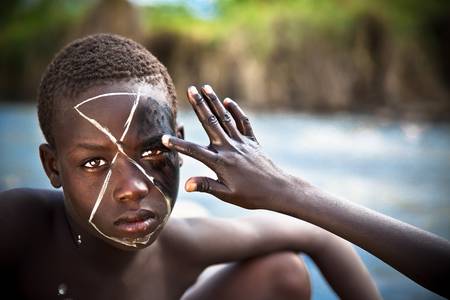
left=113, top=179, right=149, bottom=203
left=112, top=161, right=149, bottom=203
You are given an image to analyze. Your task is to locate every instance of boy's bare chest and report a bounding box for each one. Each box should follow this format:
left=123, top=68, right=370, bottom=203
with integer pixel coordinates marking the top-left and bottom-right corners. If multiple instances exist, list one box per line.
left=16, top=235, right=194, bottom=299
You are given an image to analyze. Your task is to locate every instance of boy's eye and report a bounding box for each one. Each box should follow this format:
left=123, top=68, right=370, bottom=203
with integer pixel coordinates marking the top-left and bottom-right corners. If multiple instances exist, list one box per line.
left=141, top=149, right=163, bottom=159
left=83, top=158, right=107, bottom=169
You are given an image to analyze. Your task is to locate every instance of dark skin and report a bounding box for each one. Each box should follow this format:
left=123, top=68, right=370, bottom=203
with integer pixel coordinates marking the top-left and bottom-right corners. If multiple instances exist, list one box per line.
left=162, top=84, right=450, bottom=298
left=0, top=81, right=381, bottom=299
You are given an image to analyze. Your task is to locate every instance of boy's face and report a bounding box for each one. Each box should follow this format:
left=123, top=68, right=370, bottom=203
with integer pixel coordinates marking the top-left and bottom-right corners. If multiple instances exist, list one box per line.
left=47, top=81, right=180, bottom=250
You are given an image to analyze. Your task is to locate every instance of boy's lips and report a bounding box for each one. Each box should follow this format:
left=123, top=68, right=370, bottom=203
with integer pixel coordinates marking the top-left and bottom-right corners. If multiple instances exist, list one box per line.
left=113, top=209, right=160, bottom=235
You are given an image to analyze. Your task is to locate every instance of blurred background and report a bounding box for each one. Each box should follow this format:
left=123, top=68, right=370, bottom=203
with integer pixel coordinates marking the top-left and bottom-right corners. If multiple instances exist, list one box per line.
left=0, top=0, right=449, bottom=299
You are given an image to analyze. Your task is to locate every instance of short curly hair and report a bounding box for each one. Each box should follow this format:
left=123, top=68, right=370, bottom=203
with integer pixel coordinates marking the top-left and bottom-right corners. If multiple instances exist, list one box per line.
left=37, top=33, right=177, bottom=146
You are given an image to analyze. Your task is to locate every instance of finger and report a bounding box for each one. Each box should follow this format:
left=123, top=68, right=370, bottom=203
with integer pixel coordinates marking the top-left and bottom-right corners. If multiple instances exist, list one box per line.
left=223, top=98, right=257, bottom=142
left=162, top=135, right=217, bottom=167
left=187, top=86, right=228, bottom=145
left=201, top=85, right=241, bottom=140
left=185, top=176, right=230, bottom=197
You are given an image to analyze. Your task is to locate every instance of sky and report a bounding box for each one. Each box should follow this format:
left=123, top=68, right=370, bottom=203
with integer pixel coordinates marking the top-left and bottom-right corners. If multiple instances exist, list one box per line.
left=128, top=0, right=217, bottom=18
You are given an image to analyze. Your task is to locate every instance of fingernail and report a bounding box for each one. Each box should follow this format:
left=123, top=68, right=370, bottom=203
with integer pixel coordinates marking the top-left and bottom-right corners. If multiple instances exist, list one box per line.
left=188, top=86, right=202, bottom=102
left=161, top=134, right=171, bottom=146
left=203, top=84, right=213, bottom=94
left=185, top=181, right=197, bottom=192
left=223, top=98, right=232, bottom=105
left=188, top=86, right=199, bottom=96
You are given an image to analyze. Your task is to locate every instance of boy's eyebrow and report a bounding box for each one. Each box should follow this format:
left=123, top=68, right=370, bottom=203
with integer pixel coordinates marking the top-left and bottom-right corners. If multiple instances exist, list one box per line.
left=70, top=136, right=166, bottom=154
left=71, top=142, right=113, bottom=152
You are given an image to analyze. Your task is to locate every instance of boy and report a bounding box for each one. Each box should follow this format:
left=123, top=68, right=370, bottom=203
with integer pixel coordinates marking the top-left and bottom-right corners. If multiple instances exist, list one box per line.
left=0, top=34, right=381, bottom=299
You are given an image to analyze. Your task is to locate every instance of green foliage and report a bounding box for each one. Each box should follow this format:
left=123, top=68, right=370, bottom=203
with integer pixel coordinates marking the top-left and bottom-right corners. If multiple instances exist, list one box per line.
left=0, top=0, right=92, bottom=51
left=2, top=0, right=447, bottom=58
left=136, top=0, right=449, bottom=59
left=1, top=0, right=448, bottom=105
left=139, top=0, right=449, bottom=37
left=0, top=0, right=95, bottom=99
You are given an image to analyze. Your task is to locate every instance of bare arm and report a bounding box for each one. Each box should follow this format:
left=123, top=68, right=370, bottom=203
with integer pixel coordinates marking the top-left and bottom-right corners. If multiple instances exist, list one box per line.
left=162, top=85, right=450, bottom=298
left=281, top=183, right=450, bottom=298
left=173, top=214, right=381, bottom=300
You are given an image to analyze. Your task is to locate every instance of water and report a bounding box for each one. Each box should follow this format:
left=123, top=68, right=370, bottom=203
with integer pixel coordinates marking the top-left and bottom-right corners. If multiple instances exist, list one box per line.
left=1, top=104, right=449, bottom=300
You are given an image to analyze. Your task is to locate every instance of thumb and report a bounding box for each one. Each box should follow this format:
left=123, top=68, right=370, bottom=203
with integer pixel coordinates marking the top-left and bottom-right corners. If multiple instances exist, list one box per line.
left=185, top=177, right=230, bottom=198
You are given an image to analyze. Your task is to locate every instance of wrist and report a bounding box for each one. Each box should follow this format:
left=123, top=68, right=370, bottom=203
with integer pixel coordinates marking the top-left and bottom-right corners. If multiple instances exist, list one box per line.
left=268, top=172, right=315, bottom=216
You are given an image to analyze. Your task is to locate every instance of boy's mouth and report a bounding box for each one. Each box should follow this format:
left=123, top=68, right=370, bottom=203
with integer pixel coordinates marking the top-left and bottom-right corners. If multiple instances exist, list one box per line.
left=113, top=209, right=159, bottom=235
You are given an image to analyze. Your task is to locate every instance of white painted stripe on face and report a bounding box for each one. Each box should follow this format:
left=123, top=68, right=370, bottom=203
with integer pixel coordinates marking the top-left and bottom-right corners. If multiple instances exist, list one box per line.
left=122, top=151, right=172, bottom=212
left=74, top=92, right=138, bottom=109
left=74, top=107, right=118, bottom=145
left=120, top=89, right=141, bottom=142
left=88, top=152, right=118, bottom=222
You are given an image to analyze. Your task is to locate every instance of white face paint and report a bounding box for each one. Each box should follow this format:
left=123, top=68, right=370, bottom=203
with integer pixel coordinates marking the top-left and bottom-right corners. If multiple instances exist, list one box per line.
left=73, top=85, right=172, bottom=248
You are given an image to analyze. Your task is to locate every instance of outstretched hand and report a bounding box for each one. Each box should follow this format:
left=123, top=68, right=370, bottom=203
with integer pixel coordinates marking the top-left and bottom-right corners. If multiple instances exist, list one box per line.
left=162, top=85, right=299, bottom=210
left=163, top=86, right=450, bottom=299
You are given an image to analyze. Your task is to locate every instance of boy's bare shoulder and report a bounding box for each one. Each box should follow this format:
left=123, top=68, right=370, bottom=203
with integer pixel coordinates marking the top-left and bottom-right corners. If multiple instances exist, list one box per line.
left=0, top=188, right=64, bottom=266
left=159, top=217, right=204, bottom=242
left=0, top=188, right=63, bottom=235
left=0, top=187, right=62, bottom=212
left=159, top=216, right=242, bottom=255
left=161, top=216, right=220, bottom=238
left=156, top=217, right=222, bottom=268
left=158, top=217, right=216, bottom=250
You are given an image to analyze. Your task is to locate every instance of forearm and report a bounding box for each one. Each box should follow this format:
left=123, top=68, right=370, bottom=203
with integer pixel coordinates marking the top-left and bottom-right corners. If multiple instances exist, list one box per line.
left=308, top=235, right=381, bottom=300
left=276, top=177, right=450, bottom=297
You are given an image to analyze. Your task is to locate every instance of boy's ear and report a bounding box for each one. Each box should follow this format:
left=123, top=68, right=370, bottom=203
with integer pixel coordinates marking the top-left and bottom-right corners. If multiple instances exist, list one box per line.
left=175, top=124, right=184, bottom=167
left=39, top=144, right=62, bottom=188
left=176, top=124, right=184, bottom=140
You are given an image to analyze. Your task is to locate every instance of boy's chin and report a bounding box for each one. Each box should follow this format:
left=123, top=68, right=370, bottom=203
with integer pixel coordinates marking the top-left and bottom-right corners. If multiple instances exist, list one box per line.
left=98, top=228, right=162, bottom=251
left=111, top=239, right=156, bottom=251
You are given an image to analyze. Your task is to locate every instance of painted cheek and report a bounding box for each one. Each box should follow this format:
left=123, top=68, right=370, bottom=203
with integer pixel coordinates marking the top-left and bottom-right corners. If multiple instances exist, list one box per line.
left=158, top=154, right=180, bottom=206
left=58, top=163, right=94, bottom=218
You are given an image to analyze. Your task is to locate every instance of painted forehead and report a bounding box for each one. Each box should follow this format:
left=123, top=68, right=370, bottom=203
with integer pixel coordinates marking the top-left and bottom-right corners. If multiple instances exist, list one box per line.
left=72, top=84, right=174, bottom=141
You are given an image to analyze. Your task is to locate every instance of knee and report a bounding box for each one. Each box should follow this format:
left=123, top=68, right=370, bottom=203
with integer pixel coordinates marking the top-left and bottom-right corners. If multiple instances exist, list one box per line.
left=257, top=251, right=311, bottom=300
